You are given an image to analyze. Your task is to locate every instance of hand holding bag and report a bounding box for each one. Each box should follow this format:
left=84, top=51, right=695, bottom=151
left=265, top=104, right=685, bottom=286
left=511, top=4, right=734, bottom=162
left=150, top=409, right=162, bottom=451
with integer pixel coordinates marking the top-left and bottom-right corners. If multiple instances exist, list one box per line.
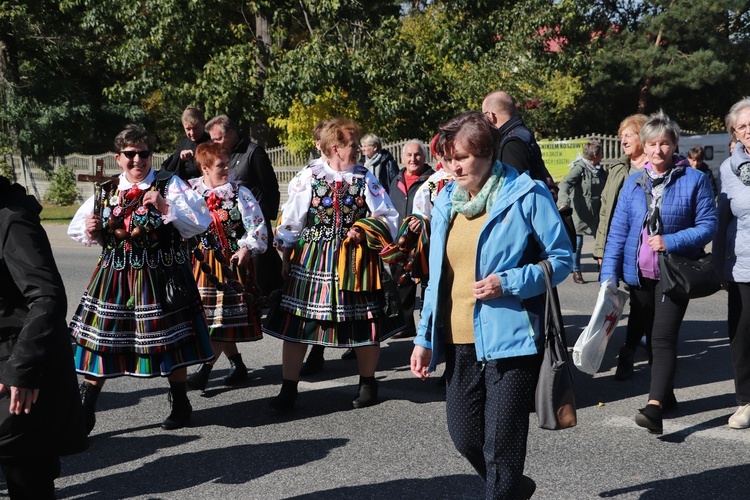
left=573, top=277, right=628, bottom=374
left=535, top=260, right=577, bottom=430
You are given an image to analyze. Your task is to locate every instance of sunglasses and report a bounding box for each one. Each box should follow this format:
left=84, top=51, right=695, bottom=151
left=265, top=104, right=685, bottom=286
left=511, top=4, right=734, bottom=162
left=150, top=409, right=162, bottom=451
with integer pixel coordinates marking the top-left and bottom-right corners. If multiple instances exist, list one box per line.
left=119, top=150, right=151, bottom=159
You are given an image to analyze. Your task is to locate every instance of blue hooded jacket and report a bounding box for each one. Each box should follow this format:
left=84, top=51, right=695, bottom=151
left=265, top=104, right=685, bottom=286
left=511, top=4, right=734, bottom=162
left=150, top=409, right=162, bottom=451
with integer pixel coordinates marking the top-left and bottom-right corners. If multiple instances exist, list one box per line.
left=414, top=163, right=573, bottom=372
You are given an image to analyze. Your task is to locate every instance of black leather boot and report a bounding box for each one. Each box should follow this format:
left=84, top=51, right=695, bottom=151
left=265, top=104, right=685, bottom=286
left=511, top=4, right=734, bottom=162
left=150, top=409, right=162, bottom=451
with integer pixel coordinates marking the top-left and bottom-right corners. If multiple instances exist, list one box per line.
left=352, top=376, right=378, bottom=409
left=186, top=364, right=213, bottom=391
left=223, top=354, right=248, bottom=386
left=80, top=381, right=102, bottom=435
left=299, top=345, right=325, bottom=376
left=162, top=382, right=192, bottom=430
left=269, top=379, right=298, bottom=412
left=614, top=346, right=635, bottom=380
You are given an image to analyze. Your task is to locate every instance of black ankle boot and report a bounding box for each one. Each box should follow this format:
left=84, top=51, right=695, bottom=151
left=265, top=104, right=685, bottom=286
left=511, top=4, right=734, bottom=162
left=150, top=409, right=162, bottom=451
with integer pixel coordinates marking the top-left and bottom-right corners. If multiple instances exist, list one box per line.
left=162, top=382, right=192, bottom=430
left=186, top=364, right=213, bottom=391
left=352, top=376, right=378, bottom=409
left=80, top=381, right=102, bottom=436
left=635, top=404, right=663, bottom=434
left=299, top=345, right=325, bottom=376
left=270, top=379, right=298, bottom=412
left=223, top=354, right=248, bottom=386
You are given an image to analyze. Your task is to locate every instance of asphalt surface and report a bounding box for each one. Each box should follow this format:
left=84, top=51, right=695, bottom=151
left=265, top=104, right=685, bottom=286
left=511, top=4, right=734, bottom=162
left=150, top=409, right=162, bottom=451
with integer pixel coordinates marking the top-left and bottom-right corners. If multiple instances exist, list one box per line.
left=6, top=224, right=748, bottom=499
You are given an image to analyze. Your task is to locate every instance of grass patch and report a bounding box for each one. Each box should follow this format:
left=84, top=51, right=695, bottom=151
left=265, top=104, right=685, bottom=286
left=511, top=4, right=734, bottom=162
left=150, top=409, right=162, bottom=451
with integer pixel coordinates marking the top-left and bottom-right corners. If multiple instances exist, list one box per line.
left=40, top=203, right=79, bottom=224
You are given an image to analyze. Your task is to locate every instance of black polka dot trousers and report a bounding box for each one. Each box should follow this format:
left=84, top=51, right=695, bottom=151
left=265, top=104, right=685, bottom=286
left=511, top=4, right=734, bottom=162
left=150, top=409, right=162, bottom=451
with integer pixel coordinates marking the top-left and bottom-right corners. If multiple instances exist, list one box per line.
left=445, top=343, right=539, bottom=500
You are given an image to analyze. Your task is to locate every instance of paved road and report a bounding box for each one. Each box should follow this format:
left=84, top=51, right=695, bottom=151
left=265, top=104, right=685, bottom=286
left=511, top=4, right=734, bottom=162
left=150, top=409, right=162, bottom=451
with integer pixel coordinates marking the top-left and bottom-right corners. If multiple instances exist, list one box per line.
left=12, top=224, right=749, bottom=499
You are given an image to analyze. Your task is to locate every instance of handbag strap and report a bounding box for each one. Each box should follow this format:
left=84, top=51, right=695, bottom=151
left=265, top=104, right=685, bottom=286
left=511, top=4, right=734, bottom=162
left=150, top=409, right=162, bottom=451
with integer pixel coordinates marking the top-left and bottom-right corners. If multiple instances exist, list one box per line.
left=540, top=260, right=565, bottom=344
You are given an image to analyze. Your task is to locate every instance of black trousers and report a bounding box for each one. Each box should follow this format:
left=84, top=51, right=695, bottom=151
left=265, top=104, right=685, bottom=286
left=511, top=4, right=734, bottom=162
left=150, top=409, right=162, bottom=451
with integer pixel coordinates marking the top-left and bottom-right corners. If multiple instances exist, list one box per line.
left=444, top=344, right=538, bottom=500
left=629, top=278, right=689, bottom=402
left=728, top=282, right=750, bottom=405
left=0, top=456, right=59, bottom=499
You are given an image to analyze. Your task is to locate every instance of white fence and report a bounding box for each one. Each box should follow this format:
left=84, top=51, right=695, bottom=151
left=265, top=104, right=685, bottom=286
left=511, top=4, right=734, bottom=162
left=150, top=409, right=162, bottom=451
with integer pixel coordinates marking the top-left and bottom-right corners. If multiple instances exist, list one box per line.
left=2, top=134, right=622, bottom=211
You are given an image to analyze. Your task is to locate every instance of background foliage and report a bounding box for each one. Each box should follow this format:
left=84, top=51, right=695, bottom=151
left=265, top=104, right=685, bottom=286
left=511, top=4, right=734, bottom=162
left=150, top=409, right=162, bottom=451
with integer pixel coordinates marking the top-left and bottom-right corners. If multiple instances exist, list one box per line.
left=2, top=0, right=749, bottom=160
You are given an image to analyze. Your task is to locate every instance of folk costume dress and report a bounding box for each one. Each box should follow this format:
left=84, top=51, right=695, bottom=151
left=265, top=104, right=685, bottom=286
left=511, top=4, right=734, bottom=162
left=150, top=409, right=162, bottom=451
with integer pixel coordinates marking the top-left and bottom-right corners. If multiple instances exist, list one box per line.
left=263, top=162, right=404, bottom=346
left=68, top=169, right=214, bottom=378
left=188, top=179, right=268, bottom=342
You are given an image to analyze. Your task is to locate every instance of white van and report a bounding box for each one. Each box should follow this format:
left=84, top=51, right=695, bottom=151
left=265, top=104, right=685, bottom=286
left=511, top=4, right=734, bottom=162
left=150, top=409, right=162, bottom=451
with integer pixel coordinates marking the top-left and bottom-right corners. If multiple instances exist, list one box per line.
left=679, top=133, right=732, bottom=177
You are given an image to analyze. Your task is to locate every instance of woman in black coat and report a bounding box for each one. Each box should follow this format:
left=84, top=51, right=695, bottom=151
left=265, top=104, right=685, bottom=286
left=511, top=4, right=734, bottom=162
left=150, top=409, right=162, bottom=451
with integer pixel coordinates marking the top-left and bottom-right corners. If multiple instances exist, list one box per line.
left=0, top=178, right=88, bottom=498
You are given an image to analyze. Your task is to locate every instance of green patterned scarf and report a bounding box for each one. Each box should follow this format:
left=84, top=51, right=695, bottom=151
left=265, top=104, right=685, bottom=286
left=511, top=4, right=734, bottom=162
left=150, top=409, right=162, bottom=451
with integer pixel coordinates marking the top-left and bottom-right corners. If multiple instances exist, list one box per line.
left=451, top=160, right=506, bottom=219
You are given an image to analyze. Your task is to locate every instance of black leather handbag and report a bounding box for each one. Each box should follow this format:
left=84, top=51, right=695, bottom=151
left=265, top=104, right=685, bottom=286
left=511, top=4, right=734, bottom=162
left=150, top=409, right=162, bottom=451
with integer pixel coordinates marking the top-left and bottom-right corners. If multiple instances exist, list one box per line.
left=659, top=251, right=721, bottom=300
left=162, top=273, right=191, bottom=311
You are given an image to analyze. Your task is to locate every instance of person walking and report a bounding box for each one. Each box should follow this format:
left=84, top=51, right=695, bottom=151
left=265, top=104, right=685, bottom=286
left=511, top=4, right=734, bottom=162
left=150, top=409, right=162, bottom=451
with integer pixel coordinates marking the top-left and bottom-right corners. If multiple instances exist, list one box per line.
left=410, top=111, right=573, bottom=499
left=68, top=125, right=213, bottom=432
left=557, top=140, right=607, bottom=284
left=594, top=114, right=650, bottom=380
left=714, top=97, right=750, bottom=429
left=600, top=111, right=717, bottom=434
left=0, top=177, right=88, bottom=498
left=185, top=142, right=268, bottom=392
left=263, top=118, right=402, bottom=411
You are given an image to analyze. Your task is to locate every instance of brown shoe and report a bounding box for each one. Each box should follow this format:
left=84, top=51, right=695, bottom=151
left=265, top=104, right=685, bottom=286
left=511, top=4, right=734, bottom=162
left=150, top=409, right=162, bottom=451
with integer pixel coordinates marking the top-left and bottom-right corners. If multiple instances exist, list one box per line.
left=572, top=271, right=585, bottom=284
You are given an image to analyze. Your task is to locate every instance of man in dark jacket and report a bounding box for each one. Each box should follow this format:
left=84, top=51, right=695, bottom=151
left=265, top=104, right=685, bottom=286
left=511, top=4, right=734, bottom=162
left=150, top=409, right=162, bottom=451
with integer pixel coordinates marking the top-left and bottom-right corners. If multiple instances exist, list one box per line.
left=482, top=90, right=558, bottom=199
left=161, top=106, right=212, bottom=181
left=205, top=114, right=282, bottom=295
left=361, top=133, right=399, bottom=193
left=0, top=177, right=88, bottom=498
left=388, top=141, right=434, bottom=338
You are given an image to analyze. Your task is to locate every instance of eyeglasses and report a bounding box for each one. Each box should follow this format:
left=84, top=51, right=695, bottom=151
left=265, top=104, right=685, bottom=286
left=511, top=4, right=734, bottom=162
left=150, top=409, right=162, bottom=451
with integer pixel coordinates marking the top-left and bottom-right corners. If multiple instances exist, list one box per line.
left=735, top=123, right=750, bottom=134
left=119, top=150, right=150, bottom=159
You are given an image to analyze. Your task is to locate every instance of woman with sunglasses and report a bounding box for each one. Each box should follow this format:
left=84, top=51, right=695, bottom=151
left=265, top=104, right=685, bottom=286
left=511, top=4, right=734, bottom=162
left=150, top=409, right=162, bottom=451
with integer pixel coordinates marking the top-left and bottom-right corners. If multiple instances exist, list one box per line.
left=67, top=124, right=213, bottom=433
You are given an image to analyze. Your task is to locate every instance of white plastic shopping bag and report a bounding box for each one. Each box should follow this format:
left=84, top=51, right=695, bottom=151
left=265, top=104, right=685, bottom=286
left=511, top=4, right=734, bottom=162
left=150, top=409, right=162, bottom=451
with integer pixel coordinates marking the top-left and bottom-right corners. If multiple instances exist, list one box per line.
left=573, top=277, right=628, bottom=375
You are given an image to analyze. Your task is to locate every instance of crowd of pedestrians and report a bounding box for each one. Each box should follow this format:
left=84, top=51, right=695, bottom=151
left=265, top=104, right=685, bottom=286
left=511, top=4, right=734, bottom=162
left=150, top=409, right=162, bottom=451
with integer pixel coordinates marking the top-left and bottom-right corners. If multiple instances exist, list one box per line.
left=0, top=92, right=747, bottom=499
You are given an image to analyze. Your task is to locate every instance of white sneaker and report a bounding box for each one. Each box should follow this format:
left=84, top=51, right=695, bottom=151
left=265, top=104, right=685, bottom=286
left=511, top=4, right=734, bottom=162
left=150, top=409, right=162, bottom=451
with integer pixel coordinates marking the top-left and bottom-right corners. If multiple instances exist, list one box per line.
left=728, top=404, right=750, bottom=429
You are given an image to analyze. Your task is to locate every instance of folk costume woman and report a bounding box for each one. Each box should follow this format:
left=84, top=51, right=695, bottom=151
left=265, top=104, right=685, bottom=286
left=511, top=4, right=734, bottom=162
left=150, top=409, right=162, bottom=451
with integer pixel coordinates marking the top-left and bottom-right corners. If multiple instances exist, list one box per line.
left=263, top=118, right=401, bottom=411
left=68, top=125, right=213, bottom=433
left=186, top=143, right=268, bottom=391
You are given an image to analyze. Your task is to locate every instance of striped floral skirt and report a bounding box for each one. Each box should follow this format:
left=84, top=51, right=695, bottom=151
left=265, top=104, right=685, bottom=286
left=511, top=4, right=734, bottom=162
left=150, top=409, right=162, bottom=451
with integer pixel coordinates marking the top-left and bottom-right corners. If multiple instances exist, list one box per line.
left=70, top=260, right=214, bottom=378
left=263, top=238, right=405, bottom=347
left=192, top=248, right=262, bottom=343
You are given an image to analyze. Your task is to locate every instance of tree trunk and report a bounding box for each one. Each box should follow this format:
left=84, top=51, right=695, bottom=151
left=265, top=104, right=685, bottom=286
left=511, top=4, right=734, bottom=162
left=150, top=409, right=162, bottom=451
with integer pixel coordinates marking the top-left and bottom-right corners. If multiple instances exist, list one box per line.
left=250, top=13, right=272, bottom=144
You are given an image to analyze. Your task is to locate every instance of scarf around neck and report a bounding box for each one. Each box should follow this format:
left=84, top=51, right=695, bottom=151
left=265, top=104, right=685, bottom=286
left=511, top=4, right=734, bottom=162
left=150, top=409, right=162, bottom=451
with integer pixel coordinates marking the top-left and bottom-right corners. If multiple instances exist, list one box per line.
left=364, top=151, right=382, bottom=173
left=451, top=160, right=505, bottom=219
left=731, top=142, right=750, bottom=186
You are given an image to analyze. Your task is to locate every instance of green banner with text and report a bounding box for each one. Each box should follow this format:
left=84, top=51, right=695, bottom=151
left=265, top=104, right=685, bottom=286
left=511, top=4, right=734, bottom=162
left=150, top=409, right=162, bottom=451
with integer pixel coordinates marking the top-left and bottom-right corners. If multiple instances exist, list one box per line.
left=538, top=139, right=588, bottom=182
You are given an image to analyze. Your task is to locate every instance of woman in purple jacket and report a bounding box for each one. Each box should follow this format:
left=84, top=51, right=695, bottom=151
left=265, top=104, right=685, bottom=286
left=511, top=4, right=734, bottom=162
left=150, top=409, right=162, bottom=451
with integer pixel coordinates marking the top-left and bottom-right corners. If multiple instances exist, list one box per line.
left=600, top=110, right=717, bottom=435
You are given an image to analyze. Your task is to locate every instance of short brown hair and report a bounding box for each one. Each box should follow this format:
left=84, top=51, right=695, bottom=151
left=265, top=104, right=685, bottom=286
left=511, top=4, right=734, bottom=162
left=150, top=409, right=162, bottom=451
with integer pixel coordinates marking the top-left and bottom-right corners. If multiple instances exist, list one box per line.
left=319, top=118, right=361, bottom=157
left=114, top=125, right=154, bottom=152
left=435, top=111, right=499, bottom=160
left=195, top=142, right=228, bottom=169
left=181, top=106, right=205, bottom=126
left=687, top=146, right=705, bottom=162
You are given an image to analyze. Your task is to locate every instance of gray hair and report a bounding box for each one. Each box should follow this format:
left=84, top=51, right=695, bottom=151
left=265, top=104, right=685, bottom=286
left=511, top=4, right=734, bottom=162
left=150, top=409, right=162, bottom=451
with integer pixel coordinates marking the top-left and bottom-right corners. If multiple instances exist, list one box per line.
left=725, top=97, right=750, bottom=136
left=402, top=140, right=426, bottom=158
left=640, top=110, right=680, bottom=146
left=205, top=114, right=237, bottom=134
left=582, top=140, right=602, bottom=161
left=361, top=133, right=381, bottom=149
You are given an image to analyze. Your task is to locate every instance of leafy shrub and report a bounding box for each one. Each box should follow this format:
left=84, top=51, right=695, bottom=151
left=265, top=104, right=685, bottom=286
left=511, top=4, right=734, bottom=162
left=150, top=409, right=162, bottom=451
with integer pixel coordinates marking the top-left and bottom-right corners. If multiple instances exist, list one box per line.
left=0, top=147, right=15, bottom=182
left=45, top=166, right=79, bottom=205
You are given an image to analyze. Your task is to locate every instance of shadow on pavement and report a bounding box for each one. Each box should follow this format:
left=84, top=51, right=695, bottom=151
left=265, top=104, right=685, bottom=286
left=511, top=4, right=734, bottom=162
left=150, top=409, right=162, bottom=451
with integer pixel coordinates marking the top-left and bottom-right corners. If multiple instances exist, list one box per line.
left=58, top=438, right=348, bottom=499
left=599, top=463, right=750, bottom=498
left=285, top=473, right=483, bottom=499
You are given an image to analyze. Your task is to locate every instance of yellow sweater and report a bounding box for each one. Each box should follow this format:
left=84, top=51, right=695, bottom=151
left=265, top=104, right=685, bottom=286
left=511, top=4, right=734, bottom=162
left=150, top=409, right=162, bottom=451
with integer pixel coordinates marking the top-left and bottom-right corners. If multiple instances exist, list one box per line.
left=445, top=211, right=488, bottom=344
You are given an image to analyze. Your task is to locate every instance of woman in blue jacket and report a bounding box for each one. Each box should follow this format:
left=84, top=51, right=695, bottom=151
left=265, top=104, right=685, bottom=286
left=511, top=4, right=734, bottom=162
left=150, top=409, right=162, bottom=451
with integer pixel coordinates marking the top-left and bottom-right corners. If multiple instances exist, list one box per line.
left=410, top=112, right=573, bottom=499
left=601, top=110, right=717, bottom=435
